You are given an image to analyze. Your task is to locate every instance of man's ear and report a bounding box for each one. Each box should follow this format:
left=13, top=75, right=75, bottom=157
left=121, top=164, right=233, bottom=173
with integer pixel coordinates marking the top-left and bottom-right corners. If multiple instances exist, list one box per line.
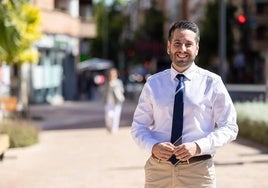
left=167, top=41, right=171, bottom=54
left=196, top=44, right=199, bottom=56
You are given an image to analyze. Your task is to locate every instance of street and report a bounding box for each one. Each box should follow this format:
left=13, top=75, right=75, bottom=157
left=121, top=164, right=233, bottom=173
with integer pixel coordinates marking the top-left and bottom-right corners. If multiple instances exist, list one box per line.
left=0, top=100, right=267, bottom=188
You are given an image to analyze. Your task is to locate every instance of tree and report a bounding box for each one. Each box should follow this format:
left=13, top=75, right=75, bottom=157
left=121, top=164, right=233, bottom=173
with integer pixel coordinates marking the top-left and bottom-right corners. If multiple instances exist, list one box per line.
left=131, top=0, right=166, bottom=71
left=198, top=1, right=236, bottom=77
left=0, top=0, right=41, bottom=65
left=143, top=0, right=165, bottom=42
left=0, top=0, right=42, bottom=115
left=89, top=0, right=125, bottom=67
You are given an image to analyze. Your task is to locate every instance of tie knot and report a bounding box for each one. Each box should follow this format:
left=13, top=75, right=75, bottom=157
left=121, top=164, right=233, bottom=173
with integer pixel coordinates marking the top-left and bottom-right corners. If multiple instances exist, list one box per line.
left=176, top=74, right=184, bottom=81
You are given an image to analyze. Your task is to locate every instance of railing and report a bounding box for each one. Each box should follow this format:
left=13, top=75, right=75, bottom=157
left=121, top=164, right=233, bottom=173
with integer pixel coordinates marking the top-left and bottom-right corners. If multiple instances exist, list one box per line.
left=226, top=84, right=267, bottom=102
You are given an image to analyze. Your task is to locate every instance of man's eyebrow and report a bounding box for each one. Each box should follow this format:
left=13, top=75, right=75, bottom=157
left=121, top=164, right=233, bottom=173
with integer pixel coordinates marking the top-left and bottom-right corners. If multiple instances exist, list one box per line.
left=173, top=38, right=182, bottom=42
left=173, top=39, right=193, bottom=43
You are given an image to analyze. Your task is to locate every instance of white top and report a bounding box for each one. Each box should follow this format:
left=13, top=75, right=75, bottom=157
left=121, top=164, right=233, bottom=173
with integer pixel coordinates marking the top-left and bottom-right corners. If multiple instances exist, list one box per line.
left=131, top=63, right=238, bottom=155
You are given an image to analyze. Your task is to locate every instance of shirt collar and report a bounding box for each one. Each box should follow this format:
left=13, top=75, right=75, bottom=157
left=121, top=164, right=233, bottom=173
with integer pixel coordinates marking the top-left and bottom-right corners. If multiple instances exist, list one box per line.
left=171, top=62, right=197, bottom=81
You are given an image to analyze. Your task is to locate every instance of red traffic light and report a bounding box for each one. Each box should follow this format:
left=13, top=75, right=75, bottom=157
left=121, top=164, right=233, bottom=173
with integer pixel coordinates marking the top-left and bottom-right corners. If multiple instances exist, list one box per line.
left=127, top=49, right=135, bottom=56
left=237, top=14, right=246, bottom=24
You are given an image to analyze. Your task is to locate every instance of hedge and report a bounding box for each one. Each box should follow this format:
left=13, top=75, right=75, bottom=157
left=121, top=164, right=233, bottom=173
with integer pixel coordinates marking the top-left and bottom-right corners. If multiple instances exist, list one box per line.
left=235, top=102, right=268, bottom=147
left=0, top=119, right=39, bottom=148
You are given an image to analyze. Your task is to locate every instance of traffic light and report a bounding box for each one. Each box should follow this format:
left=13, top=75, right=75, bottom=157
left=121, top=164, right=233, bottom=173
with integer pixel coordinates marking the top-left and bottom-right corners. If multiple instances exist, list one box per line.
left=127, top=49, right=135, bottom=57
left=237, top=14, right=246, bottom=24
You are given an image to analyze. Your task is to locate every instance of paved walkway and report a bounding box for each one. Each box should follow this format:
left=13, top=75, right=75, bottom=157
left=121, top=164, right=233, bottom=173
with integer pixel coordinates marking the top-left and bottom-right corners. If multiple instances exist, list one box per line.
left=0, top=100, right=268, bottom=188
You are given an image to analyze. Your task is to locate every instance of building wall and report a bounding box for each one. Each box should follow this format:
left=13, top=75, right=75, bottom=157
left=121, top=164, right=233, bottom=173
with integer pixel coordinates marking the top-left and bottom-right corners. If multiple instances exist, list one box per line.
left=29, top=0, right=96, bottom=103
left=33, top=0, right=54, bottom=10
left=41, top=11, right=80, bottom=37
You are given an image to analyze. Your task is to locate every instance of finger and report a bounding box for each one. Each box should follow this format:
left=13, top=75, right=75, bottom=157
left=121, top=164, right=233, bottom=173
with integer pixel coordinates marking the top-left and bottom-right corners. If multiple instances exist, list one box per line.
left=179, top=153, right=190, bottom=161
left=161, top=150, right=174, bottom=159
left=173, top=147, right=185, bottom=156
left=174, top=149, right=190, bottom=159
left=158, top=149, right=175, bottom=160
left=163, top=143, right=176, bottom=151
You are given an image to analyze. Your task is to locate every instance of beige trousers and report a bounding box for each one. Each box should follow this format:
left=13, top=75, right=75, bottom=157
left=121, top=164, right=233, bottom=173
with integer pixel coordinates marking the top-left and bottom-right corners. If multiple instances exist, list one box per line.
left=144, top=156, right=216, bottom=188
left=104, top=103, right=122, bottom=133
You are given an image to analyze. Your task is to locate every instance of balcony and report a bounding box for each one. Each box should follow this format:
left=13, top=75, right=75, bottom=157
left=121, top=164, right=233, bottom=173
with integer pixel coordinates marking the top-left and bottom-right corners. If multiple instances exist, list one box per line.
left=79, top=19, right=96, bottom=38
left=40, top=9, right=96, bottom=38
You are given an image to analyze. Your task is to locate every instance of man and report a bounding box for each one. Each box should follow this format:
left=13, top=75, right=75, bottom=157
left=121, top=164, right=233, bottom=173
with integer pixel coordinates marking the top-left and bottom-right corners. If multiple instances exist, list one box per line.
left=131, top=20, right=238, bottom=187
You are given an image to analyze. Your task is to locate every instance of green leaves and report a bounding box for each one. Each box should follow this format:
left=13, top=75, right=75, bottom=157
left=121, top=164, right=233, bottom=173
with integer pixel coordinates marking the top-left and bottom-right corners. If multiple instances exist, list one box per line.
left=0, top=0, right=42, bottom=65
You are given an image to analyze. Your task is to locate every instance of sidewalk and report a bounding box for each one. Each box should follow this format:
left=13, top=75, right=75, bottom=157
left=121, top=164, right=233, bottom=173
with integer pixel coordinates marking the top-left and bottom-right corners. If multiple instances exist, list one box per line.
left=0, top=100, right=267, bottom=188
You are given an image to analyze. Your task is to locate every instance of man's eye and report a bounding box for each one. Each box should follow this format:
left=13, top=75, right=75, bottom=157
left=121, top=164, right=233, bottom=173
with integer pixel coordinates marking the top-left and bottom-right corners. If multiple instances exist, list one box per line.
left=186, top=43, right=192, bottom=47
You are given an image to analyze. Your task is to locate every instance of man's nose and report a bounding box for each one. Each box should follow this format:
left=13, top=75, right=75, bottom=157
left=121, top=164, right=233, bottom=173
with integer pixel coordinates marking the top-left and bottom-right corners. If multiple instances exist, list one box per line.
left=179, top=44, right=187, bottom=52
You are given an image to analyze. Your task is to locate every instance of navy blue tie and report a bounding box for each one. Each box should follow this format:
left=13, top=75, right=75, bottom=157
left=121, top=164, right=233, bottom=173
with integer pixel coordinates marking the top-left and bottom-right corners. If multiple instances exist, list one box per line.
left=169, top=74, right=184, bottom=165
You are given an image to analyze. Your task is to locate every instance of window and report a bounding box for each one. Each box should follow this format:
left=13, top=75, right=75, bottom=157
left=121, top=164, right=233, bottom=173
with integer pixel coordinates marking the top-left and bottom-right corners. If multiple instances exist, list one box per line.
left=55, top=0, right=69, bottom=12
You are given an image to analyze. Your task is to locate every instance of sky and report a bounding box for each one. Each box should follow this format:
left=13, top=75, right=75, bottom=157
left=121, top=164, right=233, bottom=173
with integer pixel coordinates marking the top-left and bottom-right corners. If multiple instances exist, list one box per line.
left=93, top=0, right=113, bottom=5
left=93, top=0, right=133, bottom=6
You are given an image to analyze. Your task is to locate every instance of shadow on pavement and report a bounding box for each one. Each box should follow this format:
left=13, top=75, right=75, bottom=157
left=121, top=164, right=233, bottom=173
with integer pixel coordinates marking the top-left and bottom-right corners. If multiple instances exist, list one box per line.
left=235, top=137, right=268, bottom=154
left=215, top=160, right=268, bottom=166
left=215, top=137, right=268, bottom=166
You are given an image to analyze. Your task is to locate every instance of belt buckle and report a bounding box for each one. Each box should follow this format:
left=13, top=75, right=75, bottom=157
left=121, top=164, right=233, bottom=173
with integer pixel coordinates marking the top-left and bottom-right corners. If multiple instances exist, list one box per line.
left=175, top=159, right=190, bottom=166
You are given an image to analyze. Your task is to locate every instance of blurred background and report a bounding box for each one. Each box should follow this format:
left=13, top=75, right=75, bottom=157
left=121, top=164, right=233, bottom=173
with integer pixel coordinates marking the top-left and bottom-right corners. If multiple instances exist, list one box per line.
left=1, top=2, right=268, bottom=187
left=0, top=0, right=268, bottom=114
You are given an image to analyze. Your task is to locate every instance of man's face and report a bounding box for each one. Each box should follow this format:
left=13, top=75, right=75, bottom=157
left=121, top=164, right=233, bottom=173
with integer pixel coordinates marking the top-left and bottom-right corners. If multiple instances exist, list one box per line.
left=167, top=29, right=199, bottom=72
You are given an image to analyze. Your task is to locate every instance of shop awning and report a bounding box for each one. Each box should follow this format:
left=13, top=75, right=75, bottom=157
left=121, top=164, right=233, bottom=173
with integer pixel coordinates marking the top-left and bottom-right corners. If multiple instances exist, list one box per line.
left=78, top=58, right=113, bottom=72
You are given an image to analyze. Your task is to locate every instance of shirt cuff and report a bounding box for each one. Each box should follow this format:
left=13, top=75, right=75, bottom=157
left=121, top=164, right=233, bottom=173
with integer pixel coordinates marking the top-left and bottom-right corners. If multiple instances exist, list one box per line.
left=146, top=139, right=160, bottom=153
left=194, top=138, right=212, bottom=155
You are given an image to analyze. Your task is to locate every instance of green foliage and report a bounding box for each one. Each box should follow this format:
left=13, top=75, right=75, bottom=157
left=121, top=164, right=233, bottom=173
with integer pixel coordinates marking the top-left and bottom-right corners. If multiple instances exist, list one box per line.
left=235, top=102, right=268, bottom=146
left=130, top=0, right=166, bottom=64
left=0, top=0, right=42, bottom=65
left=143, top=1, right=165, bottom=42
left=89, top=0, right=125, bottom=64
left=107, top=1, right=125, bottom=61
left=0, top=119, right=39, bottom=148
left=199, top=1, right=236, bottom=68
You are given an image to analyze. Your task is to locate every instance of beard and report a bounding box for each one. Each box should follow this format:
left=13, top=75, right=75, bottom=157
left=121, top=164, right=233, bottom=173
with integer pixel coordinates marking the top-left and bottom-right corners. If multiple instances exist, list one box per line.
left=169, top=53, right=196, bottom=69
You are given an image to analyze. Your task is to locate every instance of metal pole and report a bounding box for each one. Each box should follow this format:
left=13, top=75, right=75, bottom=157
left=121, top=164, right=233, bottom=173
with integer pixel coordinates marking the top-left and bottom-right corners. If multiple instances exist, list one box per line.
left=219, top=0, right=226, bottom=83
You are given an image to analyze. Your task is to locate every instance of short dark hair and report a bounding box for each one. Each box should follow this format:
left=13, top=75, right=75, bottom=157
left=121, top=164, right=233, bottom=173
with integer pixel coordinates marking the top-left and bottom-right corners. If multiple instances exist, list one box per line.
left=168, top=20, right=200, bottom=43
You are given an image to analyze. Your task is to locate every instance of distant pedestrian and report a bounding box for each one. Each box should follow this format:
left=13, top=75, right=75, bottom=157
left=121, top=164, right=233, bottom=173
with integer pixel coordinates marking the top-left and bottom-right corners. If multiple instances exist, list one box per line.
left=85, top=71, right=94, bottom=100
left=233, top=51, right=246, bottom=83
left=131, top=20, right=238, bottom=187
left=103, top=68, right=125, bottom=133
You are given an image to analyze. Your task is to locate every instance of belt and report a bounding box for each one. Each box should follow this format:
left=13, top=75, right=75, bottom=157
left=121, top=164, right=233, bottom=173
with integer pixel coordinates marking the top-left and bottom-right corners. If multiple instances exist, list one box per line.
left=151, top=154, right=211, bottom=165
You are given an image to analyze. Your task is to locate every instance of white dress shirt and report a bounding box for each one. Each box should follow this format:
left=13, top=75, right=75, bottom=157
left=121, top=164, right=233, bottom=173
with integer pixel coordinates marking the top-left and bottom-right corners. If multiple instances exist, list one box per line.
left=131, top=63, right=238, bottom=155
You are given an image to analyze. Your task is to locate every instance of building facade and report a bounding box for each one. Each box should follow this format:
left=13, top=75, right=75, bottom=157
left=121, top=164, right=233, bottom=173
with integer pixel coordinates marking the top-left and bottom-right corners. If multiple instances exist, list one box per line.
left=30, top=0, right=96, bottom=104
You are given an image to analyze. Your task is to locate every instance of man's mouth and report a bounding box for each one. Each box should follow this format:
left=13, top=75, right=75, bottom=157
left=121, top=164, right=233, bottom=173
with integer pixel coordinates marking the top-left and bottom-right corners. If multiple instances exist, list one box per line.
left=177, top=54, right=188, bottom=59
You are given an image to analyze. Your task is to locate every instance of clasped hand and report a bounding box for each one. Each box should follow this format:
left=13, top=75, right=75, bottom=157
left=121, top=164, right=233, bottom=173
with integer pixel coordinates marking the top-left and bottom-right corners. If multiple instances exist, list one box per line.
left=152, top=142, right=200, bottom=161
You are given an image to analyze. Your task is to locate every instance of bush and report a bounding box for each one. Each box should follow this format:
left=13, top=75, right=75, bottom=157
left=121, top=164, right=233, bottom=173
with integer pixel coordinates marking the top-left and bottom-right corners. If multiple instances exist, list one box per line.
left=0, top=119, right=39, bottom=148
left=235, top=102, right=268, bottom=146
